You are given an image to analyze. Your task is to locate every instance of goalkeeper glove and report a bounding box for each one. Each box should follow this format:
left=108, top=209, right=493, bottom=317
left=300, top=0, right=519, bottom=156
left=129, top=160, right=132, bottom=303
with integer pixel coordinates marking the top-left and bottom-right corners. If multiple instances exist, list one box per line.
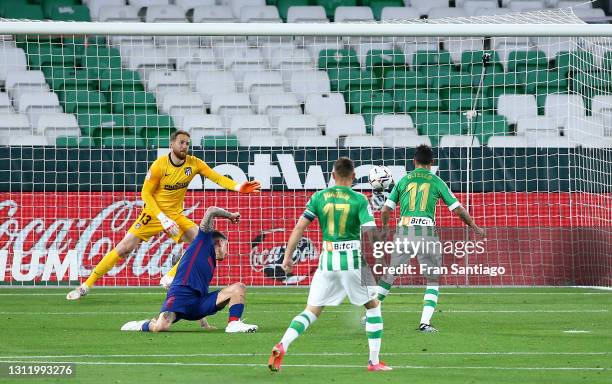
left=370, top=190, right=390, bottom=212
left=157, top=212, right=179, bottom=237
left=236, top=180, right=261, bottom=193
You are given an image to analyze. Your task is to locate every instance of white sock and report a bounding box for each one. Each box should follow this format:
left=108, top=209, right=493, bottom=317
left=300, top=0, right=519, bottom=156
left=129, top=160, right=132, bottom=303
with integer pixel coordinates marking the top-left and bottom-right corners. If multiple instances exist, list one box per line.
left=420, top=285, right=439, bottom=325
left=280, top=309, right=317, bottom=351
left=365, top=304, right=383, bottom=365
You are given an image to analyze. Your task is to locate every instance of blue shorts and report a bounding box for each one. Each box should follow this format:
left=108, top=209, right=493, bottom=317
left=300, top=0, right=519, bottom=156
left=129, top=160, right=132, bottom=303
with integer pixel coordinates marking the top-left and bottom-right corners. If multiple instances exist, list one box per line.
left=160, top=285, right=220, bottom=322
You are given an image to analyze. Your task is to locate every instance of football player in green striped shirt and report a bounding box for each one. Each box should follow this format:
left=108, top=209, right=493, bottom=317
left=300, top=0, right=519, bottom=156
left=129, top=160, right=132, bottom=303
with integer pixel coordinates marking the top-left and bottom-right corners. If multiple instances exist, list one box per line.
left=268, top=157, right=392, bottom=372
left=379, top=145, right=485, bottom=333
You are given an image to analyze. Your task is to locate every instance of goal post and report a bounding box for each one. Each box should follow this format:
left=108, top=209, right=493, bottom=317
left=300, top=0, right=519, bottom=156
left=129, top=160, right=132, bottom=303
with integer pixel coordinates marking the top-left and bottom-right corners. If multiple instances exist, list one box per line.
left=0, top=8, right=610, bottom=288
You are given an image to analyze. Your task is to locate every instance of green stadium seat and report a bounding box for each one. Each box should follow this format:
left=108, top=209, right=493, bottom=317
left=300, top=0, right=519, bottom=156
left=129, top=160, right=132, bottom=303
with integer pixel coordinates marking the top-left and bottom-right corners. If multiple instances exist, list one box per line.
left=369, top=0, right=404, bottom=20
left=430, top=70, right=471, bottom=89
left=434, top=72, right=475, bottom=110
left=480, top=72, right=525, bottom=110
left=2, top=4, right=44, bottom=19
left=393, top=89, right=439, bottom=112
left=382, top=69, right=427, bottom=90
left=316, top=0, right=357, bottom=19
left=520, top=69, right=569, bottom=111
left=365, top=49, right=406, bottom=77
left=42, top=0, right=79, bottom=18
left=277, top=0, right=309, bottom=21
left=127, top=114, right=175, bottom=139
left=335, top=70, right=380, bottom=92
left=0, top=0, right=29, bottom=15
left=413, top=112, right=466, bottom=147
left=61, top=90, right=111, bottom=115
left=554, top=50, right=595, bottom=79
left=201, top=136, right=240, bottom=148
left=472, top=114, right=508, bottom=145
left=346, top=90, right=394, bottom=132
left=328, top=68, right=361, bottom=91
left=110, top=91, right=158, bottom=115
left=445, top=88, right=479, bottom=111
left=101, top=135, right=147, bottom=148
left=42, top=67, right=94, bottom=91
left=50, top=4, right=91, bottom=22
left=602, top=51, right=612, bottom=71
left=26, top=43, right=77, bottom=69
left=507, top=50, right=548, bottom=72
left=77, top=114, right=127, bottom=138
left=571, top=71, right=612, bottom=113
left=460, top=50, right=504, bottom=75
left=81, top=47, right=122, bottom=78
left=318, top=49, right=360, bottom=70
left=98, top=69, right=145, bottom=92
left=55, top=136, right=95, bottom=147
left=412, top=50, right=453, bottom=70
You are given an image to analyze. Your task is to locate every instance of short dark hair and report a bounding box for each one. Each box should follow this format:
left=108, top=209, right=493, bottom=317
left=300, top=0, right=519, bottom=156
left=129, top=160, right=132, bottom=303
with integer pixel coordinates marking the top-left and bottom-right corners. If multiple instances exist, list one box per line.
left=212, top=230, right=227, bottom=241
left=170, top=130, right=190, bottom=142
left=414, top=144, right=434, bottom=165
left=334, top=157, right=354, bottom=178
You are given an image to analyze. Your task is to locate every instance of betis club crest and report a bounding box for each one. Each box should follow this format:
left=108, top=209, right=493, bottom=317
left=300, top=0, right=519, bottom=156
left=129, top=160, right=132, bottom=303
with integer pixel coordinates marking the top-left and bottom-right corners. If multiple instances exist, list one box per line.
left=184, top=167, right=192, bottom=176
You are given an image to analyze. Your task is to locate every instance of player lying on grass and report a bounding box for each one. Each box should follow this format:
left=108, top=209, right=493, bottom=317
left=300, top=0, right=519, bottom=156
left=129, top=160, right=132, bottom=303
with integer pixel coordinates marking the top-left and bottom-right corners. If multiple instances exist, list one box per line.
left=374, top=145, right=485, bottom=333
left=120, top=206, right=258, bottom=333
left=268, top=157, right=392, bottom=372
left=67, top=130, right=260, bottom=300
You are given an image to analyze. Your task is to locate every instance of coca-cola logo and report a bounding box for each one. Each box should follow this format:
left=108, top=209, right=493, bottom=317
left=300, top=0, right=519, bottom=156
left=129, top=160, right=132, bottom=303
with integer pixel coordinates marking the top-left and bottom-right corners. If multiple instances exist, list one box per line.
left=249, top=228, right=318, bottom=284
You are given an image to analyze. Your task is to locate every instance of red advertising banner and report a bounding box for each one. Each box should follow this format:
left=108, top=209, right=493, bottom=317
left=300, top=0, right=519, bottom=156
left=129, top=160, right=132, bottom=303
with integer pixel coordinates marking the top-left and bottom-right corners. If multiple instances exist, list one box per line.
left=0, top=192, right=608, bottom=286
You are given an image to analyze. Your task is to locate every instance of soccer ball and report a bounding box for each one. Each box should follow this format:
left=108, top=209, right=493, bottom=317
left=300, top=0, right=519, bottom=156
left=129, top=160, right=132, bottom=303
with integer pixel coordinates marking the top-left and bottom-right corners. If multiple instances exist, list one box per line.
left=368, top=165, right=393, bottom=191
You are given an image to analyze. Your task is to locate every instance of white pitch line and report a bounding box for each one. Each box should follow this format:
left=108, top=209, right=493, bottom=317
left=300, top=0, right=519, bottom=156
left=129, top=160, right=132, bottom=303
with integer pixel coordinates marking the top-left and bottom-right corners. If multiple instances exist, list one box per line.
left=0, top=360, right=606, bottom=371
left=564, top=330, right=592, bottom=334
left=0, top=291, right=609, bottom=296
left=0, top=352, right=607, bottom=359
left=0, top=309, right=608, bottom=315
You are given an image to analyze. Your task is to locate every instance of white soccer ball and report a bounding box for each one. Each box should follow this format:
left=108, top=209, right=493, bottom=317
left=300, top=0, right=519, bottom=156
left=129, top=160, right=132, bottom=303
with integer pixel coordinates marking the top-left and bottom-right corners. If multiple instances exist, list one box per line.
left=368, top=165, right=393, bottom=191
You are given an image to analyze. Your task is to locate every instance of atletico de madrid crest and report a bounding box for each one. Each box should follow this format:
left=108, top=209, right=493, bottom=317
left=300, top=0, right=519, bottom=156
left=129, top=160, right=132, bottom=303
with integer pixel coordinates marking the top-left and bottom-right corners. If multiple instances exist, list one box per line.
left=184, top=167, right=192, bottom=176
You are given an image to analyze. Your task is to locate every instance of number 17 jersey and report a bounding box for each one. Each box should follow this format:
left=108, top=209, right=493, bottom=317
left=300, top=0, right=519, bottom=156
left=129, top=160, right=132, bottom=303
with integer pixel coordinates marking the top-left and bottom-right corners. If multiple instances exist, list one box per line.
left=385, top=168, right=460, bottom=224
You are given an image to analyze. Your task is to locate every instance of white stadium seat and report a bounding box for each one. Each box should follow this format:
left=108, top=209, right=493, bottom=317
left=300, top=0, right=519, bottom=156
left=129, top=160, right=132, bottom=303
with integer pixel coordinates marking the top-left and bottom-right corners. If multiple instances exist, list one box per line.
left=127, top=48, right=172, bottom=79
left=573, top=8, right=606, bottom=23
left=305, top=93, right=346, bottom=125
left=265, top=47, right=313, bottom=72
left=145, top=5, right=186, bottom=22
left=439, top=135, right=481, bottom=147
left=0, top=113, right=32, bottom=137
left=508, top=1, right=546, bottom=12
left=343, top=135, right=384, bottom=147
left=229, top=114, right=273, bottom=136
left=524, top=132, right=574, bottom=148
left=5, top=70, right=48, bottom=100
left=161, top=91, right=205, bottom=116
left=516, top=116, right=559, bottom=136
left=487, top=135, right=529, bottom=147
left=0, top=92, right=12, bottom=113
left=287, top=6, right=328, bottom=23
left=0, top=48, right=27, bottom=87
left=16, top=92, right=62, bottom=126
left=590, top=95, right=612, bottom=117
left=290, top=70, right=331, bottom=104
left=210, top=93, right=253, bottom=122
left=129, top=0, right=169, bottom=11
left=229, top=0, right=265, bottom=18
left=325, top=115, right=367, bottom=138
left=88, top=0, right=125, bottom=20
left=444, top=37, right=484, bottom=63
left=532, top=37, right=577, bottom=61
left=181, top=115, right=229, bottom=143
left=256, top=93, right=301, bottom=126
left=497, top=94, right=538, bottom=125
left=544, top=94, right=586, bottom=127
left=98, top=5, right=141, bottom=22
left=427, top=7, right=468, bottom=19
left=304, top=40, right=343, bottom=64
left=170, top=48, right=218, bottom=78
left=147, top=70, right=190, bottom=96
left=389, top=135, right=432, bottom=148
left=192, top=6, right=237, bottom=22
left=175, top=0, right=215, bottom=13
left=243, top=71, right=284, bottom=103
left=380, top=7, right=420, bottom=21
left=372, top=114, right=417, bottom=143
left=408, top=0, right=449, bottom=16
left=194, top=71, right=237, bottom=105
left=564, top=116, right=612, bottom=147
left=557, top=1, right=592, bottom=8
left=0, top=134, right=48, bottom=146
left=35, top=113, right=80, bottom=139
left=240, top=6, right=281, bottom=23
left=241, top=135, right=290, bottom=147
left=334, top=6, right=374, bottom=23
left=277, top=115, right=320, bottom=137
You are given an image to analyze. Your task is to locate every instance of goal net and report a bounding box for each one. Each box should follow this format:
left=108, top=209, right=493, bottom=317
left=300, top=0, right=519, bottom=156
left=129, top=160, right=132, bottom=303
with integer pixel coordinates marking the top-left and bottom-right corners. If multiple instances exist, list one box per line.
left=0, top=6, right=610, bottom=288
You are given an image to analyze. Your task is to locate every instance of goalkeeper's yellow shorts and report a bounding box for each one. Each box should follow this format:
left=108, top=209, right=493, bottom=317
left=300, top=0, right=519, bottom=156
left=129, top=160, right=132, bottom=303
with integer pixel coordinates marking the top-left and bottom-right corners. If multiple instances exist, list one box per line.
left=127, top=208, right=197, bottom=243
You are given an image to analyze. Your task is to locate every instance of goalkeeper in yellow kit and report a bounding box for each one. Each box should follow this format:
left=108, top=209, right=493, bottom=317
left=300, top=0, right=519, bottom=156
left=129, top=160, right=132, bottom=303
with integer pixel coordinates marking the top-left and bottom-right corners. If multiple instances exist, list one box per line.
left=67, top=130, right=260, bottom=300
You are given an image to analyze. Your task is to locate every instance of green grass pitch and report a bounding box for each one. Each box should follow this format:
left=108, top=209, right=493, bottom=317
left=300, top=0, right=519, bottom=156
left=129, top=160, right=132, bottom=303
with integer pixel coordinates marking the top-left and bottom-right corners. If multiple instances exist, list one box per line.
left=0, top=287, right=610, bottom=383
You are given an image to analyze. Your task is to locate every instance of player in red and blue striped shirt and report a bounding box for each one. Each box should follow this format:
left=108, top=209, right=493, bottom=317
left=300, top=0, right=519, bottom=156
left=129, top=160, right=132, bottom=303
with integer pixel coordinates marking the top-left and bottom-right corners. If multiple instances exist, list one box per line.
left=121, top=206, right=258, bottom=333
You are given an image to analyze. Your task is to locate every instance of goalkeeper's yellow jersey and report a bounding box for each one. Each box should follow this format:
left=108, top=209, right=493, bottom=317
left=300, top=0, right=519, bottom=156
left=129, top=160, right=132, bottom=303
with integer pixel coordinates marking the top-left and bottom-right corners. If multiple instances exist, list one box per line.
left=141, top=153, right=238, bottom=217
